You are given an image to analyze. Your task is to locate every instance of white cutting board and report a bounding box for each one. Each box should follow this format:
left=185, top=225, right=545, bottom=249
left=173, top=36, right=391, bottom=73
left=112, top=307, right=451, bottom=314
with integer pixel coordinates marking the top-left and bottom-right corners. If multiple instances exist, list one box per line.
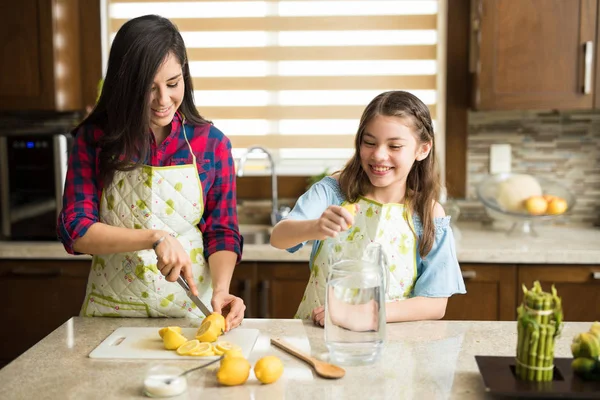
left=89, top=327, right=259, bottom=360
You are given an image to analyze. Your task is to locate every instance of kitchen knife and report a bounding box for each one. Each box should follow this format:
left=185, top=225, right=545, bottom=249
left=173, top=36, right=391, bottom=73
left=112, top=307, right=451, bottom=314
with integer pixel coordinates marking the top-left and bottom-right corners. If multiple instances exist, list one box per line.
left=176, top=276, right=211, bottom=317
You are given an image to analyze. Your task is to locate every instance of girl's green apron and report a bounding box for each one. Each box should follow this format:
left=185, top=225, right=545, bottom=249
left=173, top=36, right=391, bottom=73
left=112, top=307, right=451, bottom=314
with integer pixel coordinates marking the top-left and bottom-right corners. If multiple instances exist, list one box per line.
left=81, top=122, right=211, bottom=317
left=295, top=198, right=418, bottom=319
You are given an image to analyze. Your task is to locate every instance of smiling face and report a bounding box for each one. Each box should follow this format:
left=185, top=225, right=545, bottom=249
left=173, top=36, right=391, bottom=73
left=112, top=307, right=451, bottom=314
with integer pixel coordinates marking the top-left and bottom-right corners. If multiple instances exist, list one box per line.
left=359, top=115, right=432, bottom=203
left=149, top=52, right=185, bottom=139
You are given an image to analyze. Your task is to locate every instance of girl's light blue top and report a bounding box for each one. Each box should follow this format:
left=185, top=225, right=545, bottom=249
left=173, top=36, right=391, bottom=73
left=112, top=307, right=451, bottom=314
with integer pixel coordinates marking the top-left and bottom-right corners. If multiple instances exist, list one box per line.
left=285, top=177, right=466, bottom=298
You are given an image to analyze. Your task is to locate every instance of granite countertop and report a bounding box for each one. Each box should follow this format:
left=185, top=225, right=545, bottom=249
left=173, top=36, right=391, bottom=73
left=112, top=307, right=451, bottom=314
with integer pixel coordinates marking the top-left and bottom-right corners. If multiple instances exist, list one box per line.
left=0, top=222, right=599, bottom=264
left=0, top=317, right=592, bottom=399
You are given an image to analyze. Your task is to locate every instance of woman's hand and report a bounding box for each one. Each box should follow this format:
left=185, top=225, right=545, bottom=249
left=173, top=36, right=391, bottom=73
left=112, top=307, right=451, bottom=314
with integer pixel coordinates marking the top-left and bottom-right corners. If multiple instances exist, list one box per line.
left=154, top=234, right=198, bottom=296
left=211, top=290, right=246, bottom=332
left=314, top=205, right=356, bottom=240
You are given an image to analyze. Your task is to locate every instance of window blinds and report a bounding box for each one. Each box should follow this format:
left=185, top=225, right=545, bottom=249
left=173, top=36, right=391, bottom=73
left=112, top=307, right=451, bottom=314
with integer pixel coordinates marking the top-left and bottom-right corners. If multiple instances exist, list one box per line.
left=105, top=0, right=444, bottom=175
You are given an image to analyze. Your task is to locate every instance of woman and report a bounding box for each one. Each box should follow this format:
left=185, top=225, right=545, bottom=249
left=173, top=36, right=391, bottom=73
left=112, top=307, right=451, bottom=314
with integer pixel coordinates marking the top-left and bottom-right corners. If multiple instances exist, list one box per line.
left=57, top=15, right=245, bottom=330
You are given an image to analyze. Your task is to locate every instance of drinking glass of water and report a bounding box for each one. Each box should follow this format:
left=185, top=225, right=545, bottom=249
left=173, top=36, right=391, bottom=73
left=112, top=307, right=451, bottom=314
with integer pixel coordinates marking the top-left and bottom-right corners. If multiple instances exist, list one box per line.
left=325, top=240, right=386, bottom=365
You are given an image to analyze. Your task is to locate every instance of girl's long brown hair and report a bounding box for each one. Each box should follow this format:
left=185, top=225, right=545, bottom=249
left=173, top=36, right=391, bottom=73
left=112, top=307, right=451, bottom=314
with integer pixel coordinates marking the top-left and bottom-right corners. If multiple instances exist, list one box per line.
left=77, top=15, right=210, bottom=185
left=338, top=91, right=441, bottom=258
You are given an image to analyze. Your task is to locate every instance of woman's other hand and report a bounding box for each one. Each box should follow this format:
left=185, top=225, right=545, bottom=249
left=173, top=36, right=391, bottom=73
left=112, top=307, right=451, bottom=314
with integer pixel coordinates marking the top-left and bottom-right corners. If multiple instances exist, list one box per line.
left=211, top=291, right=246, bottom=332
left=154, top=234, right=198, bottom=296
left=312, top=305, right=325, bottom=327
left=314, top=205, right=356, bottom=240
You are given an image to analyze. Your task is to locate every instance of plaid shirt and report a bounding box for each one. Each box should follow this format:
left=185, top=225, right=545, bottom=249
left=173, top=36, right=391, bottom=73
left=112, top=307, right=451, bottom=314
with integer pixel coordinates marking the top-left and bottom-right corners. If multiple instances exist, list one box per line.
left=57, top=112, right=242, bottom=263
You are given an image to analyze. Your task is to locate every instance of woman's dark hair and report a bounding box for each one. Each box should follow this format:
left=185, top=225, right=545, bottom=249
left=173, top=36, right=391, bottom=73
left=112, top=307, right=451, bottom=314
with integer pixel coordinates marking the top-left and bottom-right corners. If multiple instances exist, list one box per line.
left=338, top=90, right=441, bottom=258
left=80, top=15, right=209, bottom=184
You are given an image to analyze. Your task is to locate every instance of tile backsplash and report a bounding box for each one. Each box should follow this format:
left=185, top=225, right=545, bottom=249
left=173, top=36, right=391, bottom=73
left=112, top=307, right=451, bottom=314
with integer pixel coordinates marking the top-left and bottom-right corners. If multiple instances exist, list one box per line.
left=454, top=110, right=600, bottom=226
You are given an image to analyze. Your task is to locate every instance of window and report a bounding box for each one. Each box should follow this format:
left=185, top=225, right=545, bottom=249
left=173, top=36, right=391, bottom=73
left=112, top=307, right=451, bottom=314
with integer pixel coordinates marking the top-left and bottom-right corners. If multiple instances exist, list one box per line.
left=104, top=0, right=446, bottom=176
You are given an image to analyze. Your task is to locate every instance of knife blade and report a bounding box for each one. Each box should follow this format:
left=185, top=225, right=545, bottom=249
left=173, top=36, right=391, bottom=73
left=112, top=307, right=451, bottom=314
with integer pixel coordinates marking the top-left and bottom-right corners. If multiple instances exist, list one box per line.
left=176, top=276, right=211, bottom=317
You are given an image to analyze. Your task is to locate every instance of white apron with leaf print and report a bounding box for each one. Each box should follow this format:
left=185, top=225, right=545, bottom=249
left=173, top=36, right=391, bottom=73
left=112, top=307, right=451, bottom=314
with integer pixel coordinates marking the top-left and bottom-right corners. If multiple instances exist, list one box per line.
left=81, top=125, right=212, bottom=317
left=295, top=197, right=418, bottom=319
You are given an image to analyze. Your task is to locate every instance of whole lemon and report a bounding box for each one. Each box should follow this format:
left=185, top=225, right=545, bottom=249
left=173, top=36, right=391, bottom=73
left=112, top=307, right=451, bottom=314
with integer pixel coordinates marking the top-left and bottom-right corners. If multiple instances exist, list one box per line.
left=216, top=357, right=251, bottom=386
left=254, top=356, right=284, bottom=384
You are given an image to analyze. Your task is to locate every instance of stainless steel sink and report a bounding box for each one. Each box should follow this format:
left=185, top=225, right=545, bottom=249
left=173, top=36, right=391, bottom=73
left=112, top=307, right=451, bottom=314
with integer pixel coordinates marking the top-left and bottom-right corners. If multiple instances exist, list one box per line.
left=240, top=224, right=272, bottom=245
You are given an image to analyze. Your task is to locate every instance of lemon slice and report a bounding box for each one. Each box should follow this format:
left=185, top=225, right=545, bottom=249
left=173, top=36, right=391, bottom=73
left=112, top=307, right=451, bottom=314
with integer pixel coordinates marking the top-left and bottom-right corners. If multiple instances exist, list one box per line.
left=190, top=342, right=215, bottom=357
left=176, top=339, right=201, bottom=356
left=215, top=341, right=242, bottom=353
left=212, top=344, right=224, bottom=356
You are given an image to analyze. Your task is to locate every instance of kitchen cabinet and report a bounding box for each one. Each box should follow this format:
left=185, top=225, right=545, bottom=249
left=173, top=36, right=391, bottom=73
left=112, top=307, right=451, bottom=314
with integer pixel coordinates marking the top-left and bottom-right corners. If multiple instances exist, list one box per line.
left=444, top=264, right=517, bottom=321
left=229, top=261, right=258, bottom=318
left=230, top=262, right=310, bottom=319
left=0, top=0, right=84, bottom=111
left=0, top=260, right=88, bottom=368
left=471, top=0, right=600, bottom=110
left=518, top=264, right=600, bottom=322
left=255, top=262, right=310, bottom=319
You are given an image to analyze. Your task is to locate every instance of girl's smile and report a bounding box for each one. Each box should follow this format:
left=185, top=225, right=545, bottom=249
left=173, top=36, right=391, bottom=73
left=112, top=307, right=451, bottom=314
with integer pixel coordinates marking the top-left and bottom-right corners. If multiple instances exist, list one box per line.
left=369, top=165, right=394, bottom=175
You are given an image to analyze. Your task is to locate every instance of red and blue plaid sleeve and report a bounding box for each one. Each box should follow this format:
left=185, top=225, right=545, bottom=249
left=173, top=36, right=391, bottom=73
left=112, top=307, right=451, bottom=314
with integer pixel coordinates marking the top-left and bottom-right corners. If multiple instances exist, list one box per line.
left=199, top=126, right=243, bottom=263
left=57, top=124, right=101, bottom=254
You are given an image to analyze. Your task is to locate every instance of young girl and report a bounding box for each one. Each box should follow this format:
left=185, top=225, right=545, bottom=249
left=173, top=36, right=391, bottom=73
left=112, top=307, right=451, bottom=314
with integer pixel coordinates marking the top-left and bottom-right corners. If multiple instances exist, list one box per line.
left=270, top=90, right=465, bottom=326
left=57, top=15, right=244, bottom=329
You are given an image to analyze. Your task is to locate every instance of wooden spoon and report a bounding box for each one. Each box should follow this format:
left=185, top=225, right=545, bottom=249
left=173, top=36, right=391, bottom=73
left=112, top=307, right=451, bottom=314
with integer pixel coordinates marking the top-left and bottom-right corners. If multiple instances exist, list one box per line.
left=271, top=338, right=345, bottom=379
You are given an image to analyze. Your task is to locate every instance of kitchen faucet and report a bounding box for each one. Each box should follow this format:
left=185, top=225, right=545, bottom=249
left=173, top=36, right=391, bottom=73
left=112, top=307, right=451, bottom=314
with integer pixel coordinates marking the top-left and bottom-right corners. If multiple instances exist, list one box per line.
left=236, top=146, right=290, bottom=226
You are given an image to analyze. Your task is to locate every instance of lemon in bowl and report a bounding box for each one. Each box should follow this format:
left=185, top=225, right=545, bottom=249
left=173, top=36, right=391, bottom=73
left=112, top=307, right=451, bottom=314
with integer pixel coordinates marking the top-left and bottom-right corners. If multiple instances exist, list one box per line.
left=476, top=173, right=575, bottom=237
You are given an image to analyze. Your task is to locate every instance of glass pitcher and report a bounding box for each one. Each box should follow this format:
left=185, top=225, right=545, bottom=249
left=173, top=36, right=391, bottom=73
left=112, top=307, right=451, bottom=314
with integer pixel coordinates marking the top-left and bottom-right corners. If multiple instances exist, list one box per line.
left=324, top=239, right=387, bottom=365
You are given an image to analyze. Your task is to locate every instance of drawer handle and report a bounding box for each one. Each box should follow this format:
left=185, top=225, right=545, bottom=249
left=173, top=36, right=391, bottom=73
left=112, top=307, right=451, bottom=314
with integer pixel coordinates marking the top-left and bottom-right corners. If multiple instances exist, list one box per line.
left=593, top=272, right=600, bottom=280
left=461, top=270, right=477, bottom=280
left=583, top=41, right=594, bottom=94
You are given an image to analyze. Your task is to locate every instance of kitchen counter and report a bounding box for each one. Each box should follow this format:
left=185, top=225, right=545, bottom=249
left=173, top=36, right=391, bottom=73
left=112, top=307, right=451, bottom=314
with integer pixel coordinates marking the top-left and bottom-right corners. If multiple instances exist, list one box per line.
left=0, top=317, right=592, bottom=399
left=0, top=222, right=599, bottom=264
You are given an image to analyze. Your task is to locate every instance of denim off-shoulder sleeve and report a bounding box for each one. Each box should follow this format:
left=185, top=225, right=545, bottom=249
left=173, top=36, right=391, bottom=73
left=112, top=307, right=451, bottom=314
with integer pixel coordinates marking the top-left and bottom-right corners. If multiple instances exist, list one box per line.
left=284, top=176, right=343, bottom=253
left=411, top=216, right=466, bottom=298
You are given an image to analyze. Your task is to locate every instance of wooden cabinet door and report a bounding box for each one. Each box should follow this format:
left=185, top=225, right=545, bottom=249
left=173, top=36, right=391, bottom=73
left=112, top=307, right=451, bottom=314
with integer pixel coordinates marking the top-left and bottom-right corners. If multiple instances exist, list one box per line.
left=229, top=262, right=257, bottom=318
left=473, top=0, right=597, bottom=110
left=0, top=260, right=89, bottom=366
left=444, top=264, right=517, bottom=321
left=256, top=262, right=310, bottom=319
left=0, top=0, right=82, bottom=110
left=518, top=265, right=600, bottom=322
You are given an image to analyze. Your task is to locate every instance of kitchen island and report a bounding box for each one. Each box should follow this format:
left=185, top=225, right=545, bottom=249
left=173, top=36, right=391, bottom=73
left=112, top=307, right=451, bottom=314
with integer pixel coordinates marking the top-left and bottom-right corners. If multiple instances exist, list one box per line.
left=0, top=318, right=592, bottom=399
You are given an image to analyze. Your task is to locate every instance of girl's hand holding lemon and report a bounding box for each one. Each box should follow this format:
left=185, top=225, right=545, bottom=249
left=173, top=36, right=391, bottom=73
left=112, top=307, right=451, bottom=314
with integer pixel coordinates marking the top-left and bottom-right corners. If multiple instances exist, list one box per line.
left=314, top=203, right=359, bottom=240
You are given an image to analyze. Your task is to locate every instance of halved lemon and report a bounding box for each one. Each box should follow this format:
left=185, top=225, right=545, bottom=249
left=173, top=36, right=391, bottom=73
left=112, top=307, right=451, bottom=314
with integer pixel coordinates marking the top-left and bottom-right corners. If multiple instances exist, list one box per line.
left=162, top=328, right=187, bottom=350
left=158, top=326, right=182, bottom=339
left=202, top=312, right=226, bottom=334
left=195, top=321, right=220, bottom=343
left=189, top=342, right=214, bottom=357
left=176, top=339, right=201, bottom=356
